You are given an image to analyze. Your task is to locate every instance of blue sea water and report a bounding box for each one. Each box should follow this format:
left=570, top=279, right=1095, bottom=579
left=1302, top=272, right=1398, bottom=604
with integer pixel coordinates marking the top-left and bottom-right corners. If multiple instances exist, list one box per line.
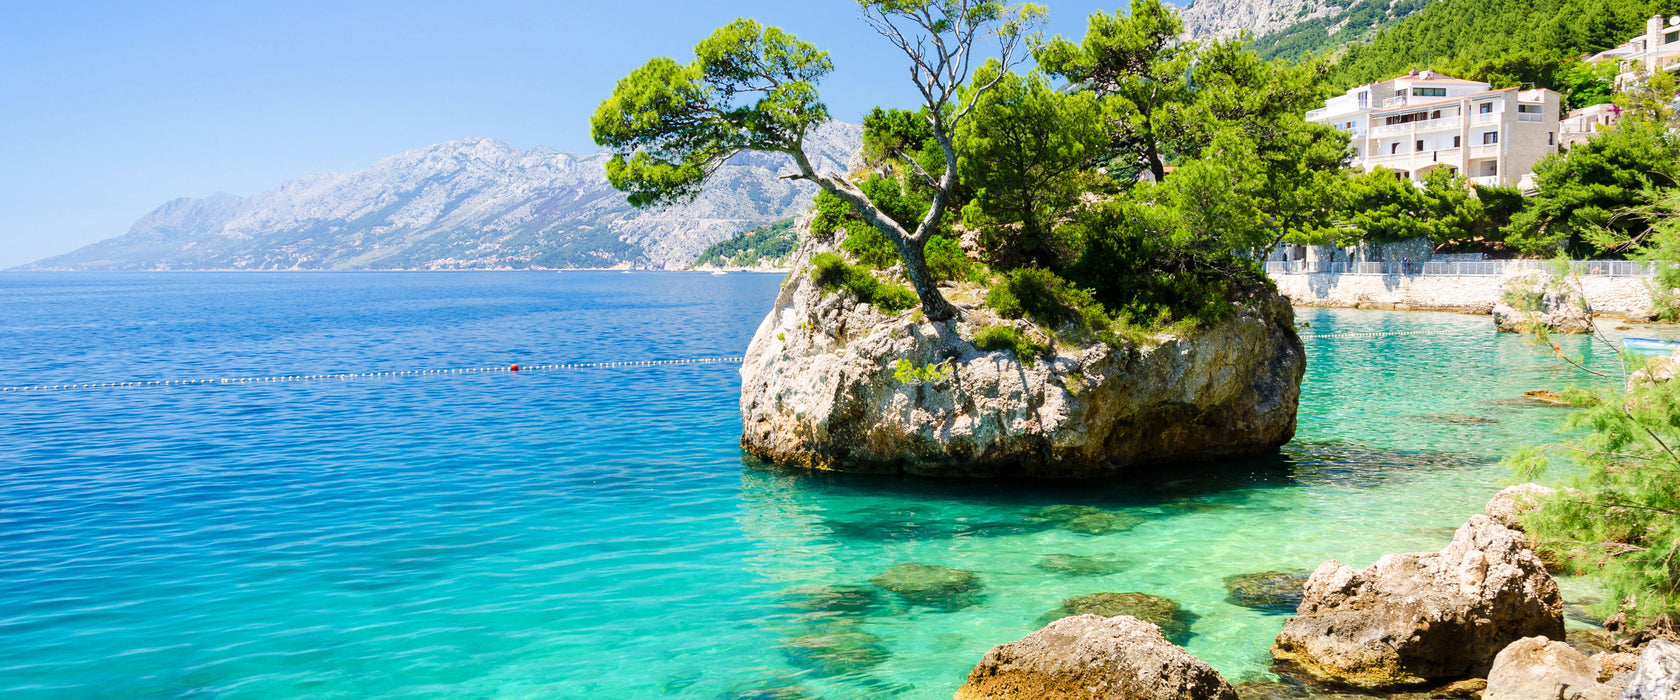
left=0, top=272, right=1659, bottom=699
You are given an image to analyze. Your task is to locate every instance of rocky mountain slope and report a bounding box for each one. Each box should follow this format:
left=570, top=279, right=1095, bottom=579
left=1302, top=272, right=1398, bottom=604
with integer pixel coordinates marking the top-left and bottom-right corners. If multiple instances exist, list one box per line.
left=23, top=123, right=860, bottom=271
left=1180, top=0, right=1437, bottom=58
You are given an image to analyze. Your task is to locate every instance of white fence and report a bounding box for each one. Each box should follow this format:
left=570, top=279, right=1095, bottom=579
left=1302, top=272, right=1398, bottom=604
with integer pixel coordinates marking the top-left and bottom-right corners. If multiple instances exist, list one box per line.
left=1265, top=260, right=1657, bottom=277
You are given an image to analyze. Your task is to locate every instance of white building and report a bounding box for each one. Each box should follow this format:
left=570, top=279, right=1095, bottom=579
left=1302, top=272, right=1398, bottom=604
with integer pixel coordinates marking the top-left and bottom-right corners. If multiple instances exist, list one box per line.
left=1306, top=70, right=1562, bottom=188
left=1587, top=15, right=1680, bottom=87
left=1559, top=102, right=1623, bottom=148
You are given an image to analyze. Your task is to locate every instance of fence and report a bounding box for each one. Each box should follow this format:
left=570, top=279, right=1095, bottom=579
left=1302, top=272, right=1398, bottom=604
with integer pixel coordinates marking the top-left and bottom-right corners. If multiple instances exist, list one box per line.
left=1264, top=260, right=1657, bottom=277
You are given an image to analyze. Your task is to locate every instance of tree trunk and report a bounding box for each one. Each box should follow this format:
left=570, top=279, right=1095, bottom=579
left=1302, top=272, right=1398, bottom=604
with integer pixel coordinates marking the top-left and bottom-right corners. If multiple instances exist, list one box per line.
left=898, top=236, right=958, bottom=321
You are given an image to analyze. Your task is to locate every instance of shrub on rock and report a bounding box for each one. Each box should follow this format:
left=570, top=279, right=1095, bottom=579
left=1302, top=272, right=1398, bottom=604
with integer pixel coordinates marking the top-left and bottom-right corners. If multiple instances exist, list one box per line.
left=956, top=614, right=1237, bottom=700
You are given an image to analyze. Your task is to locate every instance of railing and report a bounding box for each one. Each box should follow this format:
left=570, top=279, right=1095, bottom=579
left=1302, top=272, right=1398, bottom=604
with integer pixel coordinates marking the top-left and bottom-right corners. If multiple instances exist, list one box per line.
left=1473, top=112, right=1499, bottom=125
left=1306, top=107, right=1329, bottom=120
left=1265, top=260, right=1656, bottom=277
left=1560, top=122, right=1599, bottom=134
left=1469, top=175, right=1499, bottom=186
left=1471, top=144, right=1499, bottom=157
left=1382, top=96, right=1408, bottom=108
left=1517, top=113, right=1545, bottom=122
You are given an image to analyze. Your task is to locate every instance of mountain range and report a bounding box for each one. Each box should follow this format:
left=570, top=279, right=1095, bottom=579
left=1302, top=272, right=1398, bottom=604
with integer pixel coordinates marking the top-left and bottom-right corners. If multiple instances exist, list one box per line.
left=23, top=123, right=860, bottom=271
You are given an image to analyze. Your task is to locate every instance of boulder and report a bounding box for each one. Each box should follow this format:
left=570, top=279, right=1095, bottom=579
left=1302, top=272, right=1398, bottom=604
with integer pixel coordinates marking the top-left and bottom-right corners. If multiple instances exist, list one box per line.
left=955, top=614, right=1238, bottom=700
left=1224, top=570, right=1310, bottom=614
left=738, top=229, right=1305, bottom=478
left=1272, top=515, right=1565, bottom=688
left=1486, top=483, right=1557, bottom=531
left=1622, top=639, right=1680, bottom=700
left=1493, top=270, right=1593, bottom=334
left=1483, top=636, right=1618, bottom=700
left=869, top=563, right=984, bottom=611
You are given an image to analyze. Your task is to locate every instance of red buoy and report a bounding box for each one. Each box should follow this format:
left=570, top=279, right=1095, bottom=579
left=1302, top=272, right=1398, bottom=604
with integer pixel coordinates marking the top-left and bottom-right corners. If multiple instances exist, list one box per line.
left=510, top=364, right=520, bottom=372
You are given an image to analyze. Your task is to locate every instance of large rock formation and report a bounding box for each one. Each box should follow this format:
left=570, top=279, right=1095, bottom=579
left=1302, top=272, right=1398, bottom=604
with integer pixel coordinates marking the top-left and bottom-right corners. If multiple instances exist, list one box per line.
left=1623, top=639, right=1680, bottom=700
left=1483, top=636, right=1620, bottom=700
left=738, top=231, right=1305, bottom=478
left=1272, top=515, right=1565, bottom=687
left=1493, top=270, right=1594, bottom=334
left=1486, top=483, right=1557, bottom=532
left=955, top=614, right=1238, bottom=700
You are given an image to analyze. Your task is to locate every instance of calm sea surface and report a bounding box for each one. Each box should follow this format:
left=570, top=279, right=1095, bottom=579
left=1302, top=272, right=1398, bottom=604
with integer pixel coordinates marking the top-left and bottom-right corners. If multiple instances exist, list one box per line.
left=0, top=272, right=1659, bottom=698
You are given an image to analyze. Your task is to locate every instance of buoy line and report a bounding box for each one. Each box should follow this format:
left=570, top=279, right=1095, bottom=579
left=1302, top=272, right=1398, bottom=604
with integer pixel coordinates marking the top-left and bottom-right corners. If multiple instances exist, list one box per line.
left=0, top=356, right=746, bottom=393
left=1298, top=330, right=1465, bottom=339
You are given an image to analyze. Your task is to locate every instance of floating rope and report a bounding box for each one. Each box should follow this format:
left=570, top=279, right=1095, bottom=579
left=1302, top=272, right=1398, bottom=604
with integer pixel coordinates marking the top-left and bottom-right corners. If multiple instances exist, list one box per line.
left=0, top=356, right=746, bottom=393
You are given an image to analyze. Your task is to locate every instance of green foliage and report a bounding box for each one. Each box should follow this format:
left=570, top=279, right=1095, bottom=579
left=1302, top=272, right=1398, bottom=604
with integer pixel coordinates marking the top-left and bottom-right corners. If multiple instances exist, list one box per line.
left=861, top=106, right=946, bottom=178
left=971, top=325, right=1048, bottom=364
left=810, top=252, right=918, bottom=313
left=841, top=219, right=901, bottom=269
left=809, top=190, right=854, bottom=241
left=1322, top=0, right=1680, bottom=101
left=591, top=19, right=832, bottom=207
left=693, top=219, right=798, bottom=267
left=1510, top=371, right=1680, bottom=629
left=1472, top=184, right=1529, bottom=244
left=985, top=267, right=1097, bottom=328
left=924, top=235, right=973, bottom=282
left=1506, top=121, right=1680, bottom=256
left=892, top=358, right=954, bottom=385
left=1061, top=198, right=1259, bottom=327
left=956, top=62, right=1107, bottom=269
left=1254, top=0, right=1434, bottom=61
left=1328, top=168, right=1484, bottom=246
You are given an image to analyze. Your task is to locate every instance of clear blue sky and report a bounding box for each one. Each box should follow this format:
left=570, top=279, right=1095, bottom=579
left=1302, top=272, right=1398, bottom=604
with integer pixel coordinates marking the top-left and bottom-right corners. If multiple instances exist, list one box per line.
left=0, top=0, right=1159, bottom=268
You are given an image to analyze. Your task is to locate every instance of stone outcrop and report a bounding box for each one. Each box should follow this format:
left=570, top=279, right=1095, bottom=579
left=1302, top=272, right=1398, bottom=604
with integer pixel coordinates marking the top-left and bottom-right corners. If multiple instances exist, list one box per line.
left=1272, top=515, right=1565, bottom=687
left=739, top=231, right=1305, bottom=478
left=1623, top=639, right=1680, bottom=700
left=956, top=614, right=1238, bottom=700
left=1483, top=636, right=1619, bottom=700
left=1494, top=270, right=1594, bottom=334
left=1486, top=483, right=1557, bottom=531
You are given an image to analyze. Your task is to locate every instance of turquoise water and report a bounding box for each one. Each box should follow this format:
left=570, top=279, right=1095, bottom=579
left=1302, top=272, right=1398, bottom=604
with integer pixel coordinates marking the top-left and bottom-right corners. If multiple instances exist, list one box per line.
left=0, top=272, right=1659, bottom=698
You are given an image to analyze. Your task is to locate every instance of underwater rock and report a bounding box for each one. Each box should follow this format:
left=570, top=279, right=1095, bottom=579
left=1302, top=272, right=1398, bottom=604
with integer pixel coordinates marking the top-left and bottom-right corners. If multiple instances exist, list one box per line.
left=1223, top=571, right=1310, bottom=614
left=1431, top=678, right=1489, bottom=697
left=738, top=224, right=1304, bottom=478
left=1272, top=515, right=1565, bottom=688
left=1026, top=505, right=1144, bottom=535
left=1493, top=270, right=1593, bottom=334
left=1416, top=413, right=1499, bottom=426
left=1034, top=553, right=1127, bottom=577
left=776, top=584, right=883, bottom=616
left=780, top=618, right=891, bottom=677
left=1037, top=592, right=1195, bottom=645
left=1484, top=636, right=1619, bottom=700
left=956, top=614, right=1236, bottom=700
left=869, top=563, right=984, bottom=611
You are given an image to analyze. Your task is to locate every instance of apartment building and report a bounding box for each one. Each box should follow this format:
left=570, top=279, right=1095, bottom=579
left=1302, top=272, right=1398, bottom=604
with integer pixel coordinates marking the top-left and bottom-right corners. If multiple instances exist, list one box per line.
left=1559, top=102, right=1623, bottom=148
left=1306, top=70, right=1562, bottom=188
left=1587, top=15, right=1680, bottom=87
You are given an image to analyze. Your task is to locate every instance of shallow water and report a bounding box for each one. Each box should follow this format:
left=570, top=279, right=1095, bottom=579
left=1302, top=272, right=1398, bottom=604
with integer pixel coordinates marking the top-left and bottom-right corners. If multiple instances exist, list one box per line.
left=0, top=272, right=1662, bottom=698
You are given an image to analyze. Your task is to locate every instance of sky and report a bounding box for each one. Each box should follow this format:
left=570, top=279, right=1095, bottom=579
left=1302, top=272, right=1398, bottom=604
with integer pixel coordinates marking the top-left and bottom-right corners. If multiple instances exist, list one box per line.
left=0, top=0, right=1157, bottom=269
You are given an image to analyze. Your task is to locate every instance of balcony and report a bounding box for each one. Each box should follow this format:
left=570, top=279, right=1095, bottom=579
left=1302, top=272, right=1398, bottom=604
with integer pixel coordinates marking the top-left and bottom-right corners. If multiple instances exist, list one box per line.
left=1470, top=176, right=1499, bottom=186
left=1306, top=107, right=1328, bottom=120
left=1517, top=113, right=1545, bottom=122
left=1370, top=117, right=1462, bottom=138
left=1472, top=112, right=1499, bottom=125
left=1471, top=144, right=1500, bottom=157
left=1382, top=96, right=1408, bottom=108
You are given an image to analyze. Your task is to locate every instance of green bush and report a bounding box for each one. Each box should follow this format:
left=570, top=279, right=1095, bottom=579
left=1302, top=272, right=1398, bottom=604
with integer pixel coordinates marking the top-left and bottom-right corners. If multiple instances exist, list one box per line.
left=925, top=235, right=973, bottom=282
left=985, top=267, right=1098, bottom=328
left=971, top=325, right=1048, bottom=365
left=810, top=252, right=917, bottom=313
left=809, top=190, right=853, bottom=241
left=841, top=223, right=899, bottom=269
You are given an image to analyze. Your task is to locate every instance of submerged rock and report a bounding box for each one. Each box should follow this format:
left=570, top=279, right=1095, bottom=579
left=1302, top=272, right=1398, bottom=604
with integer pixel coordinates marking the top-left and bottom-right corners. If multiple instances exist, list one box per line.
left=776, top=584, right=883, bottom=616
left=780, top=618, right=891, bottom=677
left=1223, top=571, right=1310, bottom=614
left=1493, top=270, right=1593, bottom=334
left=1027, top=505, right=1145, bottom=535
left=869, top=563, right=984, bottom=611
left=1483, top=636, right=1618, bottom=700
left=737, top=228, right=1305, bottom=478
left=1037, top=592, right=1195, bottom=644
left=955, top=614, right=1237, bottom=700
left=1034, top=553, right=1127, bottom=577
left=1272, top=515, right=1565, bottom=688
left=1417, top=413, right=1499, bottom=426
left=1623, top=639, right=1680, bottom=700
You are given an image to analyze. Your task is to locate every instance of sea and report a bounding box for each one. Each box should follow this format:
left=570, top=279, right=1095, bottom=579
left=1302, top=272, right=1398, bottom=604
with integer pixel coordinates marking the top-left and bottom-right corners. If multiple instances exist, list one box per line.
left=0, top=271, right=1652, bottom=698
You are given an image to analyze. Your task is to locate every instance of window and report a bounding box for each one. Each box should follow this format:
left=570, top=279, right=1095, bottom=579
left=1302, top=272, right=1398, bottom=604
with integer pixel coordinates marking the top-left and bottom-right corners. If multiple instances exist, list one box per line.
left=1482, top=131, right=1499, bottom=145
left=1667, top=30, right=1678, bottom=44
left=1479, top=103, right=1494, bottom=114
left=1391, top=143, right=1400, bottom=154
left=1517, top=104, right=1541, bottom=113
left=1453, top=135, right=1461, bottom=148
left=1431, top=110, right=1441, bottom=119
left=1490, top=163, right=1497, bottom=176
left=1415, top=140, right=1424, bottom=151
left=1358, top=91, right=1368, bottom=108
left=1412, top=87, right=1447, bottom=97
left=1548, top=132, right=1555, bottom=146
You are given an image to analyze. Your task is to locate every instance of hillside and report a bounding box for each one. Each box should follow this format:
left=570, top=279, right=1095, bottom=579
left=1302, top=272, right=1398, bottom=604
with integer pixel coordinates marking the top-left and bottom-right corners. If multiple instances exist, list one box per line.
left=22, top=124, right=860, bottom=271
left=1179, top=0, right=1437, bottom=51
left=692, top=219, right=800, bottom=269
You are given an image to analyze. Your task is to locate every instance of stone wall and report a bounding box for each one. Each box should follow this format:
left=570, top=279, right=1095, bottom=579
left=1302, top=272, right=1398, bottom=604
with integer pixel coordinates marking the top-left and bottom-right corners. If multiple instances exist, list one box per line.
left=1270, top=272, right=1657, bottom=317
